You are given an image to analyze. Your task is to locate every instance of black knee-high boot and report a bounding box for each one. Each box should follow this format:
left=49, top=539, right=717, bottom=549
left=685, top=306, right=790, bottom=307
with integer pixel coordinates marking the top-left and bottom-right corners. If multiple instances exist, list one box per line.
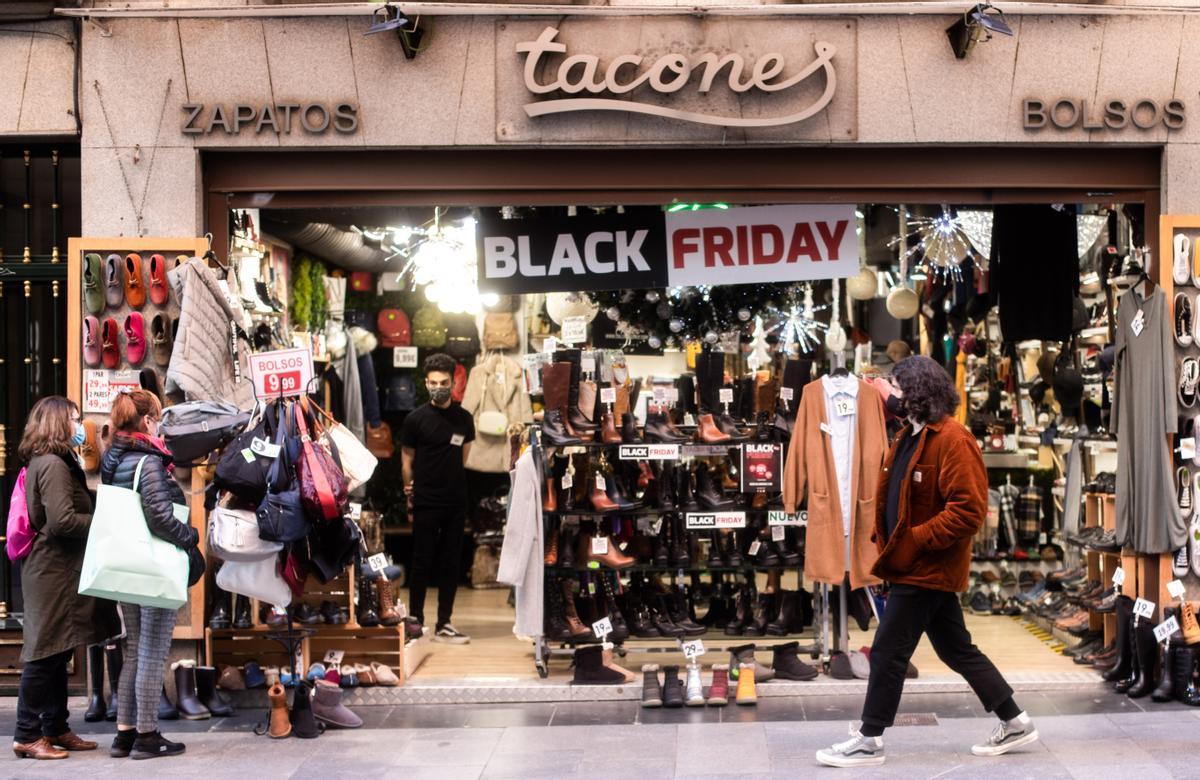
left=84, top=644, right=106, bottom=722
left=104, top=641, right=122, bottom=721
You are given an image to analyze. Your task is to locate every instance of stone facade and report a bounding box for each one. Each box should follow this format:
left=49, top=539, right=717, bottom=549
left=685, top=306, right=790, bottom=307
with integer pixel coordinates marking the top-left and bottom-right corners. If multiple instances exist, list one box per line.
left=4, top=10, right=1200, bottom=234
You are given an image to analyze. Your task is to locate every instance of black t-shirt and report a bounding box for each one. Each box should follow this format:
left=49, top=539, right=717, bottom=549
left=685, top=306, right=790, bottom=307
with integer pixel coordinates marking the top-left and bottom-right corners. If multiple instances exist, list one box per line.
left=400, top=402, right=475, bottom=509
left=884, top=427, right=923, bottom=543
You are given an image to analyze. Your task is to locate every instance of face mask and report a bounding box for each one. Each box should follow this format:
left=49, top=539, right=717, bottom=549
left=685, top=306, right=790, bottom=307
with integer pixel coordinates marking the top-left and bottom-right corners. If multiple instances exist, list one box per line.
left=885, top=394, right=906, bottom=419
left=429, top=387, right=452, bottom=405
left=70, top=422, right=86, bottom=448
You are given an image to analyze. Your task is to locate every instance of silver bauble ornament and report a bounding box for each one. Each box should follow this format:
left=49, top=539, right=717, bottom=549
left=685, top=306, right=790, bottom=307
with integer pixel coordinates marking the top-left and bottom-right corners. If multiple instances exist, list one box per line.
left=737, top=308, right=752, bottom=322
left=669, top=319, right=684, bottom=333
left=656, top=301, right=672, bottom=319
left=606, top=306, right=621, bottom=321
left=645, top=290, right=660, bottom=303
left=704, top=330, right=719, bottom=344
left=647, top=335, right=662, bottom=349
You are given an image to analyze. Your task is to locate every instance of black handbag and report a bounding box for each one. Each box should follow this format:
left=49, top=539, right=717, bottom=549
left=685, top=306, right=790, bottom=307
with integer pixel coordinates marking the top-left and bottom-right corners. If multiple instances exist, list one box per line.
left=307, top=517, right=362, bottom=583
left=214, top=402, right=278, bottom=503
left=256, top=407, right=311, bottom=544
left=160, top=401, right=251, bottom=465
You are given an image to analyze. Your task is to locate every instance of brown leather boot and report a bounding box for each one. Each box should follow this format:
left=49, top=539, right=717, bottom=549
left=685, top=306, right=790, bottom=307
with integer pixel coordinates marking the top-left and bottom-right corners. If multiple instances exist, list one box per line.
left=561, top=580, right=595, bottom=641
left=597, top=411, right=622, bottom=444
left=754, top=375, right=779, bottom=415
left=267, top=682, right=291, bottom=738
left=696, top=413, right=732, bottom=443
left=751, top=491, right=768, bottom=510
left=582, top=534, right=636, bottom=569
left=376, top=579, right=401, bottom=626
left=589, top=471, right=620, bottom=512
left=544, top=525, right=559, bottom=566
left=544, top=477, right=558, bottom=513
left=13, top=737, right=67, bottom=760
left=614, top=384, right=631, bottom=419
left=544, top=361, right=581, bottom=439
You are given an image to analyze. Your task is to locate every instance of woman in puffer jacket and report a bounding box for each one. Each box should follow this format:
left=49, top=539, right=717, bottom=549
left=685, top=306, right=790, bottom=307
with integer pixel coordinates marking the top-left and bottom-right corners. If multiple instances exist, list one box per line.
left=100, top=389, right=200, bottom=761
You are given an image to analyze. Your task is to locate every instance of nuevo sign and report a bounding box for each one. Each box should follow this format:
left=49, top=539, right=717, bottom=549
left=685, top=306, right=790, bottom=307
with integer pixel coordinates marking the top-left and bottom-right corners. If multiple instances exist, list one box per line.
left=515, top=26, right=838, bottom=128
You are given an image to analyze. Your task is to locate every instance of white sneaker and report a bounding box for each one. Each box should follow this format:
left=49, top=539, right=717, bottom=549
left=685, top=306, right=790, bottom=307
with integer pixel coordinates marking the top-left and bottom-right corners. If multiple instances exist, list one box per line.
left=971, top=712, right=1039, bottom=756
left=815, top=724, right=885, bottom=768
left=1175, top=233, right=1192, bottom=286
left=1174, top=547, right=1190, bottom=579
left=433, top=624, right=470, bottom=644
left=1191, top=518, right=1200, bottom=579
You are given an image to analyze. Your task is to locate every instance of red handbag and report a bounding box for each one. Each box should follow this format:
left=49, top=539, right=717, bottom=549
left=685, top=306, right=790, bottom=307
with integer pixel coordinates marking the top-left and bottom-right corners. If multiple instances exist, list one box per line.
left=293, top=403, right=348, bottom=522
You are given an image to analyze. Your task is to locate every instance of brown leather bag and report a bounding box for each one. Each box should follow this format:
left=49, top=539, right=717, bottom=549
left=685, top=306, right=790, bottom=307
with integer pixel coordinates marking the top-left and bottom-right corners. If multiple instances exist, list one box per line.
left=366, top=421, right=395, bottom=459
left=483, top=312, right=519, bottom=351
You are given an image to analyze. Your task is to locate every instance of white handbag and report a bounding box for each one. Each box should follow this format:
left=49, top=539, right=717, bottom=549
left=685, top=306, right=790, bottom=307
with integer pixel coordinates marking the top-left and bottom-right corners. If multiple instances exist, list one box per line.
left=208, top=504, right=283, bottom=562
left=478, top=410, right=508, bottom=437
left=215, top=555, right=292, bottom=608
left=311, top=402, right=377, bottom=492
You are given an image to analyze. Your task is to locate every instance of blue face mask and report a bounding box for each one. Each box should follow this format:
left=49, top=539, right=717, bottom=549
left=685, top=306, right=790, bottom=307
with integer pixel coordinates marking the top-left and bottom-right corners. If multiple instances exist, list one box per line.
left=70, top=422, right=86, bottom=448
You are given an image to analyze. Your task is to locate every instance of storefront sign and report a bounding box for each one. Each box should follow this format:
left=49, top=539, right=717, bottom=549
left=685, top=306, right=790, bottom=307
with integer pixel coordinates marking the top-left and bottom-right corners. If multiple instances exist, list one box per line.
left=182, top=102, right=359, bottom=135
left=1022, top=98, right=1185, bottom=131
left=248, top=348, right=315, bottom=399
left=768, top=510, right=808, bottom=527
left=515, top=27, right=838, bottom=128
left=393, top=346, right=419, bottom=368
left=618, top=444, right=680, bottom=460
left=667, top=204, right=858, bottom=286
left=83, top=369, right=111, bottom=414
left=477, top=210, right=668, bottom=295
left=741, top=443, right=783, bottom=491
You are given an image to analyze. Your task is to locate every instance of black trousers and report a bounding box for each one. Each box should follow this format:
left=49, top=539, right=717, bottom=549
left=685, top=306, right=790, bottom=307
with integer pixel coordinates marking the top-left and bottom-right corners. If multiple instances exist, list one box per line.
left=862, top=585, right=1013, bottom=730
left=14, top=649, right=74, bottom=744
left=409, top=504, right=467, bottom=628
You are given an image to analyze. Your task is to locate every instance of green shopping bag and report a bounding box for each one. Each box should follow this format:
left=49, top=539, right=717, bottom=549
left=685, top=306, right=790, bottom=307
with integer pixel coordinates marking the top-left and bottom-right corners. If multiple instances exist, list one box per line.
left=79, top=456, right=190, bottom=609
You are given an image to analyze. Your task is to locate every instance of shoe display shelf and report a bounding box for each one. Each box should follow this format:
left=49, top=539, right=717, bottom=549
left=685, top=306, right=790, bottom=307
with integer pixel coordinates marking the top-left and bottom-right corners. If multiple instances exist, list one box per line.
left=1081, top=491, right=1126, bottom=647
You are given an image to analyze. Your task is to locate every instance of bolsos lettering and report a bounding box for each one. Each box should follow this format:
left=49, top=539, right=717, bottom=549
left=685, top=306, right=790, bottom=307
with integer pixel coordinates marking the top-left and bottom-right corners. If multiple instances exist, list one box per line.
left=1165, top=99, right=1186, bottom=130
left=1105, top=100, right=1129, bottom=129
left=1023, top=99, right=1047, bottom=129
left=333, top=103, right=359, bottom=133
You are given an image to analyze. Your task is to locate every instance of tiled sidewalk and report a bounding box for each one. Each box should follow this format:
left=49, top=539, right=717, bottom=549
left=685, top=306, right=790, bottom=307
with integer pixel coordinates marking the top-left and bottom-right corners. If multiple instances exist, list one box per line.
left=0, top=691, right=1195, bottom=778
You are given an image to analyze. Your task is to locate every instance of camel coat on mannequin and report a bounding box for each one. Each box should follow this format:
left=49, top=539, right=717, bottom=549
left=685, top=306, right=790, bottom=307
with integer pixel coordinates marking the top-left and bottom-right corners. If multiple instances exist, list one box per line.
left=783, top=377, right=888, bottom=589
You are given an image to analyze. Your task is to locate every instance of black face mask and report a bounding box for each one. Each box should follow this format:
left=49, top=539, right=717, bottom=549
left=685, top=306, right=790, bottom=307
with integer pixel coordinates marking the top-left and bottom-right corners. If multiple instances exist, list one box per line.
left=885, top=394, right=907, bottom=418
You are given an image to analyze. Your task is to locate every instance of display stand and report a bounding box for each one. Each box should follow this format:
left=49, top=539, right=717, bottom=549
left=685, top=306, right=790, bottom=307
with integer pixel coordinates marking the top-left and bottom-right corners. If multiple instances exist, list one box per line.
left=65, top=236, right=209, bottom=640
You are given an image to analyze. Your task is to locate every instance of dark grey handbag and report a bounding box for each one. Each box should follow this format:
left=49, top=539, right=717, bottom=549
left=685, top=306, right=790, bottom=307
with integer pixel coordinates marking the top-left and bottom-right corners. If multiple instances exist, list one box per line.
left=160, top=401, right=251, bottom=465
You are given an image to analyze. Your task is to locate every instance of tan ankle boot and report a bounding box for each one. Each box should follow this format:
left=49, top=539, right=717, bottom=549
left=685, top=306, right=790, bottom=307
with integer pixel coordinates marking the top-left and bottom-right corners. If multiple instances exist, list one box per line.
left=267, top=682, right=291, bottom=738
left=376, top=579, right=401, bottom=626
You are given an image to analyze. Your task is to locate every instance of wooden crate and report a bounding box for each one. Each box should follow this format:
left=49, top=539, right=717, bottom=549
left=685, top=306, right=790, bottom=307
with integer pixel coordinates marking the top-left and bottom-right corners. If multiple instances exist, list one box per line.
left=205, top=628, right=301, bottom=674
left=306, top=626, right=406, bottom=684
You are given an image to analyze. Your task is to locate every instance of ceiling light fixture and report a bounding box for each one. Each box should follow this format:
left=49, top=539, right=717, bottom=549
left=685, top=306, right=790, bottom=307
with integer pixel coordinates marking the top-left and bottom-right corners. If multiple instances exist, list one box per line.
left=946, top=3, right=1013, bottom=60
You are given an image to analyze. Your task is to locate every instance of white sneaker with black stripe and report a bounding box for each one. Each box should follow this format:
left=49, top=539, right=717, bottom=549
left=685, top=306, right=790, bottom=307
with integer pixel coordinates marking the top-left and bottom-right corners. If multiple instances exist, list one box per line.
left=815, top=725, right=885, bottom=767
left=971, top=712, right=1039, bottom=757
left=433, top=623, right=470, bottom=644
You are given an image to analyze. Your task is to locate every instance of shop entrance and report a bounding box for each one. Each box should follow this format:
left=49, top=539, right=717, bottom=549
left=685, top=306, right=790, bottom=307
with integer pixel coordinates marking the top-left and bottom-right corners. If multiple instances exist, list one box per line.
left=201, top=147, right=1159, bottom=697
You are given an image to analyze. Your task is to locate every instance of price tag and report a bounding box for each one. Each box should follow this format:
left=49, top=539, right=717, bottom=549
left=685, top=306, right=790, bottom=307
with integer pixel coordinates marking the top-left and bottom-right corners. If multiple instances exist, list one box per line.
left=600, top=387, right=617, bottom=405
left=561, top=472, right=573, bottom=489
left=680, top=638, right=706, bottom=660
left=1168, top=579, right=1187, bottom=599
left=393, top=346, right=418, bottom=368
left=587, top=580, right=596, bottom=595
left=248, top=348, right=314, bottom=399
left=1112, top=567, right=1126, bottom=587
left=367, top=553, right=389, bottom=573
left=834, top=397, right=856, bottom=417
left=241, top=448, right=256, bottom=463
left=591, top=536, right=609, bottom=555
left=1133, top=597, right=1156, bottom=620
left=562, top=316, right=588, bottom=345
left=748, top=540, right=762, bottom=556
left=323, top=649, right=345, bottom=666
left=683, top=413, right=696, bottom=427
left=1183, top=438, right=1197, bottom=462
left=780, top=387, right=794, bottom=401
left=348, top=502, right=362, bottom=521
left=1039, top=532, right=1048, bottom=545
left=771, top=525, right=786, bottom=542
left=591, top=616, right=613, bottom=640
left=719, top=388, right=734, bottom=405
left=543, top=336, right=559, bottom=353
left=595, top=474, right=606, bottom=491
left=581, top=355, right=596, bottom=374
left=651, top=518, right=663, bottom=536
left=1131, top=309, right=1145, bottom=337
left=1155, top=615, right=1180, bottom=644
left=250, top=437, right=281, bottom=459
left=653, top=388, right=667, bottom=404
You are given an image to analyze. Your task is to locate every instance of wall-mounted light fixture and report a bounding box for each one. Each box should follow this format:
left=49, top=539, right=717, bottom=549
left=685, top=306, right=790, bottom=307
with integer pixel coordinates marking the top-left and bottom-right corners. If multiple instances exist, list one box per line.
left=946, top=4, right=1013, bottom=60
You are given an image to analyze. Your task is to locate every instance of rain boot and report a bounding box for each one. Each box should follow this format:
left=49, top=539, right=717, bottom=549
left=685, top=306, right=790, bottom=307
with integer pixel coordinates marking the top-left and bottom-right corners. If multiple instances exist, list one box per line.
left=695, top=463, right=735, bottom=510
left=676, top=466, right=700, bottom=513
left=208, top=586, right=231, bottom=630
left=1174, top=645, right=1200, bottom=705
left=670, top=514, right=691, bottom=568
left=772, top=641, right=820, bottom=681
left=620, top=413, right=642, bottom=444
left=655, top=463, right=676, bottom=511
left=542, top=361, right=584, bottom=445
left=158, top=685, right=179, bottom=720
left=1127, top=619, right=1159, bottom=698
left=685, top=664, right=706, bottom=706
left=84, top=644, right=106, bottom=722
left=572, top=645, right=625, bottom=685
left=289, top=680, right=322, bottom=738
left=104, top=642, right=122, bottom=721
left=766, top=591, right=796, bottom=636
left=233, top=595, right=252, bottom=630
left=1103, top=596, right=1135, bottom=682
left=554, top=348, right=599, bottom=436
left=1152, top=644, right=1176, bottom=702
left=194, top=666, right=234, bottom=717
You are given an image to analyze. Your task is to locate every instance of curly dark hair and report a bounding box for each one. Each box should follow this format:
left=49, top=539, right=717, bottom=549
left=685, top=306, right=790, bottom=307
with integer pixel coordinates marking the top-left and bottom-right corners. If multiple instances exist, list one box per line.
left=423, top=352, right=456, bottom=377
left=893, top=355, right=958, bottom=424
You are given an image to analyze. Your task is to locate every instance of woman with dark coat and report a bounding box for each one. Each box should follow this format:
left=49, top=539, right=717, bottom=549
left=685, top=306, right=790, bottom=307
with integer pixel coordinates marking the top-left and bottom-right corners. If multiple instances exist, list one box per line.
left=101, top=389, right=199, bottom=761
left=817, top=357, right=1036, bottom=768
left=13, top=396, right=121, bottom=760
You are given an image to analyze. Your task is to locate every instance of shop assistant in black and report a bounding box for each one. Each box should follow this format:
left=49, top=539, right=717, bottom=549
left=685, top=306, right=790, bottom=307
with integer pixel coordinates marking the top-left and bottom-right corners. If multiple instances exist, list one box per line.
left=401, top=353, right=475, bottom=644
